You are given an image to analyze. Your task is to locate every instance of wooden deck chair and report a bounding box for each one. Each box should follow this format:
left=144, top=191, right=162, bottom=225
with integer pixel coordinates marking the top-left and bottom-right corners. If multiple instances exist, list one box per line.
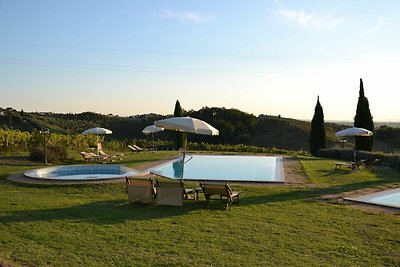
left=200, top=182, right=241, bottom=209
left=97, top=143, right=123, bottom=161
left=126, top=176, right=156, bottom=204
left=80, top=151, right=99, bottom=162
left=128, top=145, right=139, bottom=153
left=334, top=162, right=353, bottom=170
left=133, top=145, right=144, bottom=151
left=155, top=180, right=195, bottom=206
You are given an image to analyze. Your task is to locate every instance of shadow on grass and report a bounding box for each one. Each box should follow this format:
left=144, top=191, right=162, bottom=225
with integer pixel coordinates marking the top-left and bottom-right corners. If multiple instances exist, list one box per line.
left=5, top=177, right=362, bottom=224
left=0, top=199, right=208, bottom=225
left=318, top=168, right=352, bottom=177
left=1, top=178, right=397, bottom=225
left=241, top=179, right=399, bottom=206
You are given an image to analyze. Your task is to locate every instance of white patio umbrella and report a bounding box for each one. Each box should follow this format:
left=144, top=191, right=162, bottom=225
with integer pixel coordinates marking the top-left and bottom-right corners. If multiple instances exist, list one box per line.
left=82, top=127, right=112, bottom=154
left=335, top=127, right=373, bottom=162
left=154, top=116, right=219, bottom=179
left=142, top=125, right=164, bottom=151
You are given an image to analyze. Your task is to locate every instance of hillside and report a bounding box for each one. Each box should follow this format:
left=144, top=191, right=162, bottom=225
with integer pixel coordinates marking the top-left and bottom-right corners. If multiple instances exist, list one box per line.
left=0, top=107, right=398, bottom=152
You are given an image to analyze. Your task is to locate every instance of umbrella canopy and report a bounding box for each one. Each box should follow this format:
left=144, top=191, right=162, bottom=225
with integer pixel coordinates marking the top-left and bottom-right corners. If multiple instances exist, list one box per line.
left=154, top=116, right=219, bottom=180
left=154, top=116, right=219, bottom=136
left=142, top=125, right=164, bottom=134
left=335, top=127, right=373, bottom=165
left=142, top=125, right=164, bottom=151
left=335, top=127, right=373, bottom=137
left=82, top=127, right=112, bottom=155
left=82, top=127, right=112, bottom=135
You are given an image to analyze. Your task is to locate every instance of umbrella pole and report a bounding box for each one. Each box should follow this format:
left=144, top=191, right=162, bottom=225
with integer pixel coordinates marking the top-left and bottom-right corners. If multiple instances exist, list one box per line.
left=181, top=132, right=187, bottom=181
left=96, top=135, right=99, bottom=155
left=353, top=136, right=356, bottom=163
left=152, top=133, right=155, bottom=151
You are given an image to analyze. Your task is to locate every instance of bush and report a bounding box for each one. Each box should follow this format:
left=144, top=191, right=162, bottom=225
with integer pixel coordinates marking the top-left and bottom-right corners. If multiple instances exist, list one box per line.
left=29, top=144, right=68, bottom=163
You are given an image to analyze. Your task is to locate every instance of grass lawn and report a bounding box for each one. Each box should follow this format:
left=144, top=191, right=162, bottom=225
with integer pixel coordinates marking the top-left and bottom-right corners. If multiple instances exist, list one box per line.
left=0, top=152, right=399, bottom=266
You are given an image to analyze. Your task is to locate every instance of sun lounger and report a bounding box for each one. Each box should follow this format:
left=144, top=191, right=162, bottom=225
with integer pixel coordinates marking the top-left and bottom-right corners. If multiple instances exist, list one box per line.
left=80, top=151, right=97, bottom=162
left=128, top=145, right=146, bottom=153
left=126, top=176, right=156, bottom=204
left=133, top=145, right=144, bottom=151
left=364, top=158, right=380, bottom=170
left=128, top=145, right=140, bottom=153
left=80, top=151, right=107, bottom=163
left=97, top=143, right=123, bottom=161
left=155, top=180, right=195, bottom=206
left=199, top=182, right=241, bottom=209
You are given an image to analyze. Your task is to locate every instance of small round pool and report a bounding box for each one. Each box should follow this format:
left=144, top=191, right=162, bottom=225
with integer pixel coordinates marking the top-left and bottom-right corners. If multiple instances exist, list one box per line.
left=24, top=164, right=138, bottom=181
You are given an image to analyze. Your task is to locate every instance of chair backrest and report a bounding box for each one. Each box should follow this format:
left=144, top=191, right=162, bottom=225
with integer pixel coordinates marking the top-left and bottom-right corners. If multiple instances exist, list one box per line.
left=126, top=177, right=155, bottom=203
left=156, top=180, right=184, bottom=206
left=200, top=183, right=230, bottom=197
left=80, top=151, right=96, bottom=158
left=128, top=145, right=137, bottom=151
left=133, top=145, right=143, bottom=150
left=97, top=142, right=103, bottom=151
left=98, top=150, right=108, bottom=157
left=156, top=180, right=184, bottom=188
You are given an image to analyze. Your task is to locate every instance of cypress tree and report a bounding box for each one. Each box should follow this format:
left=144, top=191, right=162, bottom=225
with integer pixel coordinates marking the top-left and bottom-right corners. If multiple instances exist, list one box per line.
left=309, top=96, right=326, bottom=156
left=354, top=78, right=374, bottom=151
left=173, top=100, right=184, bottom=148
left=173, top=100, right=182, bottom=117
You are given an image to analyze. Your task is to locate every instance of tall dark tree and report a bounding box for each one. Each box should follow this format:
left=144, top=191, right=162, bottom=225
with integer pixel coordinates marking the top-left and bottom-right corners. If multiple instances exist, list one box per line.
left=173, top=100, right=182, bottom=117
left=309, top=96, right=326, bottom=156
left=173, top=100, right=184, bottom=148
left=354, top=78, right=374, bottom=151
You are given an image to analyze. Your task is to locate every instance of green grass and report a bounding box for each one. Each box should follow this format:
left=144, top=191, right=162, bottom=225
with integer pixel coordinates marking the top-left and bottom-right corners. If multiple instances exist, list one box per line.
left=0, top=153, right=399, bottom=266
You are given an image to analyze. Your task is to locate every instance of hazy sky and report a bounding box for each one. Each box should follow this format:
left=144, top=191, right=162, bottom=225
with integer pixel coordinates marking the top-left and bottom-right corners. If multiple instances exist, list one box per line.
left=1, top=0, right=400, bottom=121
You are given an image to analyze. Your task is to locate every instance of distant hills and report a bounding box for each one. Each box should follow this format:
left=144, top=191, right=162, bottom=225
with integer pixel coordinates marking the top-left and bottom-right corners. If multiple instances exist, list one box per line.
left=1, top=106, right=399, bottom=153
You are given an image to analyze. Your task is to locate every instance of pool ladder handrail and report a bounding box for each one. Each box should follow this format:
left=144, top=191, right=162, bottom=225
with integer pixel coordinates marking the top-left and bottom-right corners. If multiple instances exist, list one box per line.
left=178, top=150, right=193, bottom=164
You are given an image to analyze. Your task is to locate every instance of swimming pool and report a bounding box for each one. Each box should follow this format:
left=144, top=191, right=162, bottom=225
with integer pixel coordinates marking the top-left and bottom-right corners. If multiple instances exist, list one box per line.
left=150, top=155, right=284, bottom=183
left=24, top=165, right=138, bottom=181
left=345, top=188, right=400, bottom=209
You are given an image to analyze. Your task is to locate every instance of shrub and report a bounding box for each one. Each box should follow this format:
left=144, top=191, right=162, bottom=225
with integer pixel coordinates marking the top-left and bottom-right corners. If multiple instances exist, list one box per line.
left=29, top=144, right=68, bottom=163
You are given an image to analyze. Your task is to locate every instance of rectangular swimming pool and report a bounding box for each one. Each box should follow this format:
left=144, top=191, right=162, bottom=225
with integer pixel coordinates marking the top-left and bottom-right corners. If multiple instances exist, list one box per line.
left=345, top=188, right=400, bottom=209
left=150, top=154, right=285, bottom=183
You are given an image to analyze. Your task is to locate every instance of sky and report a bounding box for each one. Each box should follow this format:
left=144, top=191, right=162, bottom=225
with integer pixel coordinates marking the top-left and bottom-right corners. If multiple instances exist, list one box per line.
left=1, top=0, right=400, bottom=121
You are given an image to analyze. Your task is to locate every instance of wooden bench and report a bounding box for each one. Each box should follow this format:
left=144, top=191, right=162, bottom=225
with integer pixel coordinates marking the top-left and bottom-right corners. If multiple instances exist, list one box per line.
left=199, top=182, right=241, bottom=209
left=335, top=161, right=363, bottom=171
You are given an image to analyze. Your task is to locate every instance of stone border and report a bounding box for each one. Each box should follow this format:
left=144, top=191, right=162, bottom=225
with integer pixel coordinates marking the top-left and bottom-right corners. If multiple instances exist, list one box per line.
left=7, top=155, right=306, bottom=185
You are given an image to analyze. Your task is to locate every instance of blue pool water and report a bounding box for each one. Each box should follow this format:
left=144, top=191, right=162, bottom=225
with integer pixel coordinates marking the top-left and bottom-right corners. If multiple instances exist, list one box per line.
left=150, top=155, right=284, bottom=182
left=24, top=165, right=138, bottom=181
left=346, top=188, right=400, bottom=209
